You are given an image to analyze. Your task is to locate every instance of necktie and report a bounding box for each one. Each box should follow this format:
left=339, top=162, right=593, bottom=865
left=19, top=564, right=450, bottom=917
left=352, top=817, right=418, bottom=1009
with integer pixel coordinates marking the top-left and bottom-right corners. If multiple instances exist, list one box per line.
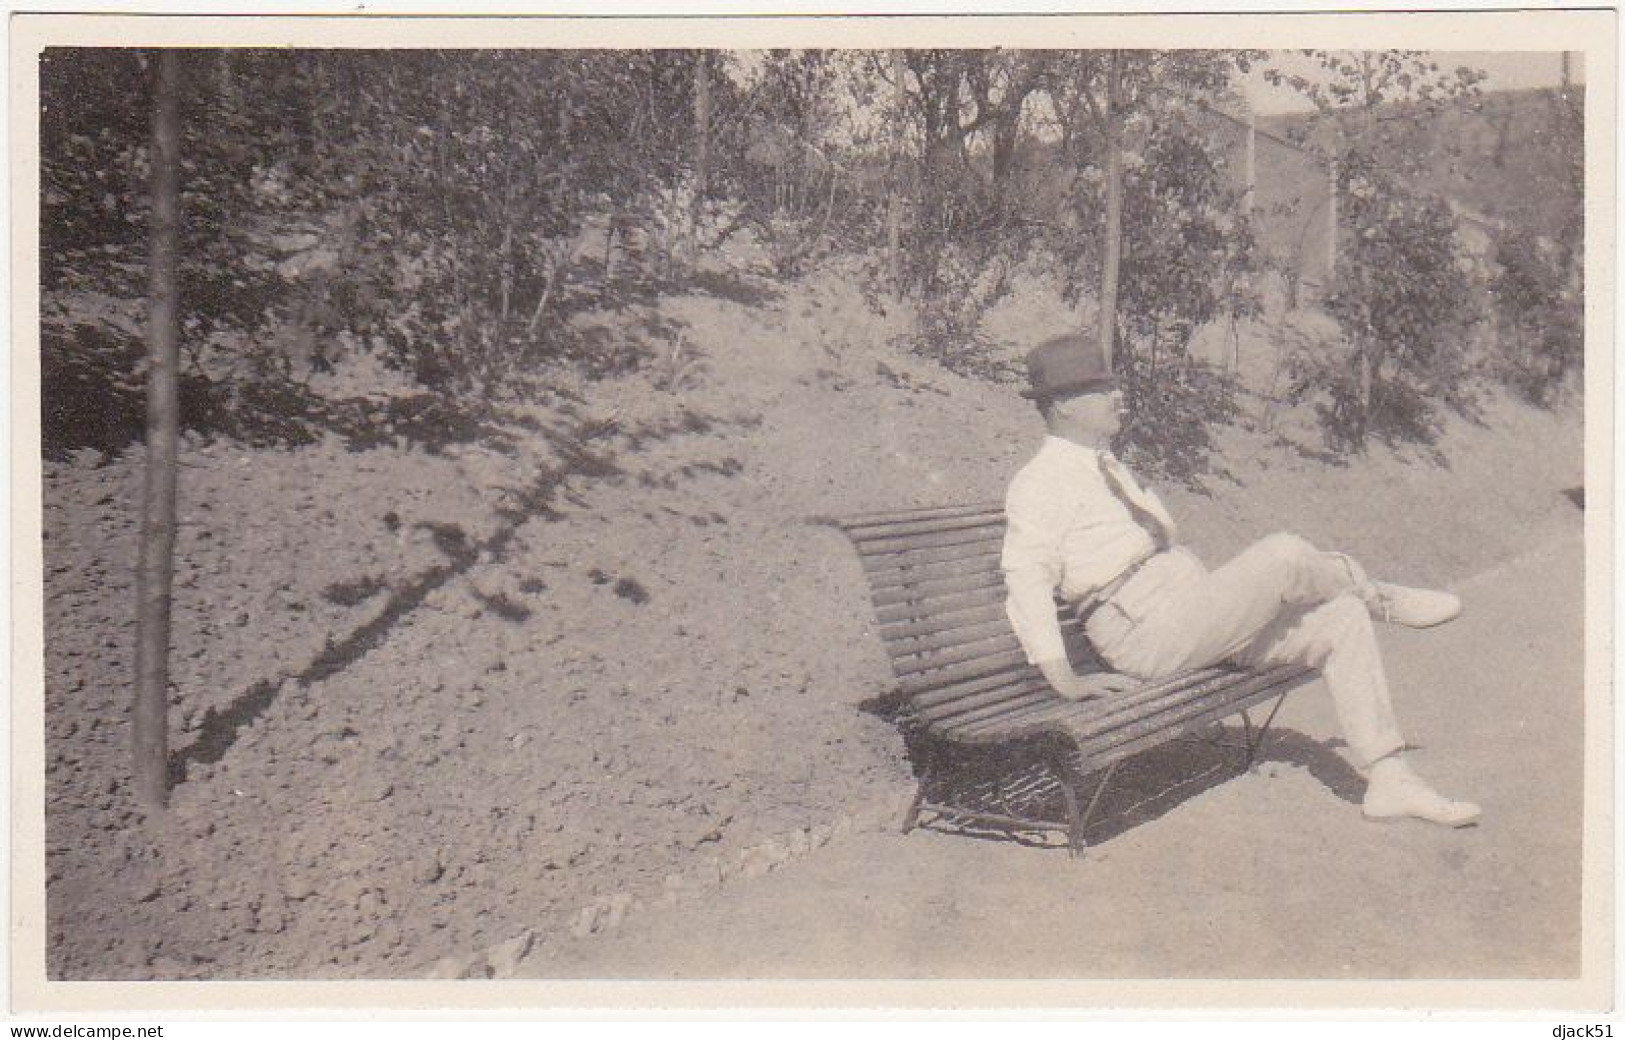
left=1096, top=451, right=1176, bottom=552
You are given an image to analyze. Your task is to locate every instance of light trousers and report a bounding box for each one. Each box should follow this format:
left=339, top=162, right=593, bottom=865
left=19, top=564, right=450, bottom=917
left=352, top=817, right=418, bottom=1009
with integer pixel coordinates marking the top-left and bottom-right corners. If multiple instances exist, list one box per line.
left=1084, top=533, right=1407, bottom=768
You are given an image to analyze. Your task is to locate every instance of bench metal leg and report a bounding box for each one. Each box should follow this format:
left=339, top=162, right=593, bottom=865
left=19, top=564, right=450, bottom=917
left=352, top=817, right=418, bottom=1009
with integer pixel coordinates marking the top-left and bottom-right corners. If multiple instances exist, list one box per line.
left=1242, top=692, right=1289, bottom=770
left=900, top=735, right=936, bottom=835
left=1066, top=760, right=1121, bottom=859
left=900, top=782, right=926, bottom=835
left=1059, top=771, right=1081, bottom=853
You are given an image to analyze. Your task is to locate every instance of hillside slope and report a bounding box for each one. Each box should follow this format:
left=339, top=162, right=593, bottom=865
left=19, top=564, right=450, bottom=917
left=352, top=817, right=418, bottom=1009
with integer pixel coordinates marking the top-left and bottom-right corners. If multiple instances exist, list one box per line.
left=39, top=262, right=1582, bottom=978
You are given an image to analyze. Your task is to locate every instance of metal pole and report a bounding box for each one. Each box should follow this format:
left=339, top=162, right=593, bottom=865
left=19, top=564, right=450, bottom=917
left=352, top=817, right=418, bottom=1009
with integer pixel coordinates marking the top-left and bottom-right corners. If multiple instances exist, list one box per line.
left=133, top=50, right=182, bottom=811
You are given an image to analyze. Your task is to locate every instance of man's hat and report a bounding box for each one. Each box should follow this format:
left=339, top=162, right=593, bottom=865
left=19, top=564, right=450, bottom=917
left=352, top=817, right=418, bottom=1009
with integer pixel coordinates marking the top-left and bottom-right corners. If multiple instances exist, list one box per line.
left=1020, top=333, right=1114, bottom=400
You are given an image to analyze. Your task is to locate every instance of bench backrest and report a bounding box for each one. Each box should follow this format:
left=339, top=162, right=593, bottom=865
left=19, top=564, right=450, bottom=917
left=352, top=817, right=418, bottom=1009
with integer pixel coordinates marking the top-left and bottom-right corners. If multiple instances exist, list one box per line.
left=835, top=503, right=1097, bottom=717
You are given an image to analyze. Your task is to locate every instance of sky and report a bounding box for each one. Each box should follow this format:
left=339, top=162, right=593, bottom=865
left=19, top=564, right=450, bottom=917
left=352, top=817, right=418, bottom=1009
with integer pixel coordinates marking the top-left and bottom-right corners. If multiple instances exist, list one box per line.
left=1244, top=50, right=1584, bottom=115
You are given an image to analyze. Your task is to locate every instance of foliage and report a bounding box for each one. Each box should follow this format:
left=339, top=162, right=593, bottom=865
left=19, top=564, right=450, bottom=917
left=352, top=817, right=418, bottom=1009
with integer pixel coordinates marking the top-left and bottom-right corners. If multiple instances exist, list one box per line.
left=1114, top=351, right=1241, bottom=486
left=1487, top=225, right=1582, bottom=406
left=726, top=50, right=850, bottom=277
left=876, top=46, right=1262, bottom=433
left=41, top=49, right=348, bottom=453
left=876, top=50, right=1042, bottom=358
left=41, top=46, right=1554, bottom=479
left=1263, top=50, right=1486, bottom=182
left=1051, top=95, right=1261, bottom=480
left=1290, top=152, right=1479, bottom=449
left=39, top=48, right=716, bottom=457
left=1265, top=50, right=1491, bottom=451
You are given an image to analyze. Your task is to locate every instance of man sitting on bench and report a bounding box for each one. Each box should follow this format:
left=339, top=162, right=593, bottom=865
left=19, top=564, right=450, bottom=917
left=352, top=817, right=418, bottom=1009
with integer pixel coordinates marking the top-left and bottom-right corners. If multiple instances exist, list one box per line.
left=1002, top=333, right=1481, bottom=828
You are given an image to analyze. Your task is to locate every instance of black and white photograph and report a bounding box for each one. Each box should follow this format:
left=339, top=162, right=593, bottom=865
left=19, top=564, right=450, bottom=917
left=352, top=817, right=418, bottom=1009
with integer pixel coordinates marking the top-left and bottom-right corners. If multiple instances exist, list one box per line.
left=9, top=6, right=1614, bottom=1017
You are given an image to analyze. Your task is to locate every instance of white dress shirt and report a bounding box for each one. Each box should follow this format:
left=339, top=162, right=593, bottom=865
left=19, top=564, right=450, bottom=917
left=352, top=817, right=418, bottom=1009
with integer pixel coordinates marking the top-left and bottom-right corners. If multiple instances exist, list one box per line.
left=1000, top=436, right=1175, bottom=665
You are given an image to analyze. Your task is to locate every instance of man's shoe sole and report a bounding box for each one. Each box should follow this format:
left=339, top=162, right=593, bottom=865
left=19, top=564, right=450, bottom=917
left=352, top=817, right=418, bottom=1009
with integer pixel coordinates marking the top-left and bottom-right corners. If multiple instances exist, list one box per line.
left=1362, top=807, right=1481, bottom=829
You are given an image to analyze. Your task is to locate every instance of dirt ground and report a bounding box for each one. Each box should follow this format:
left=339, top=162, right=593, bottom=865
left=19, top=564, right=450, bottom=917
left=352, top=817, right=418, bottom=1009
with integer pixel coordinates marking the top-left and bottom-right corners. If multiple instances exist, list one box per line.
left=36, top=261, right=1586, bottom=981
left=525, top=530, right=1586, bottom=982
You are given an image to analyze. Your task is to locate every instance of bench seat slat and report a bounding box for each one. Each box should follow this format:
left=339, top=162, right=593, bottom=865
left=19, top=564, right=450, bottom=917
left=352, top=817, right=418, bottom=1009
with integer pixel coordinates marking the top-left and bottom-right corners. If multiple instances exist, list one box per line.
left=906, top=665, right=1043, bottom=709
left=1077, top=671, right=1286, bottom=748
left=1077, top=666, right=1306, bottom=753
left=894, top=650, right=1030, bottom=700
left=891, top=630, right=1025, bottom=678
left=922, top=663, right=1216, bottom=731
left=917, top=657, right=1218, bottom=722
left=860, top=541, right=1002, bottom=583
left=940, top=694, right=1097, bottom=742
left=884, top=618, right=1019, bottom=664
left=915, top=682, right=1055, bottom=727
left=838, top=501, right=1004, bottom=529
left=1078, top=673, right=1308, bottom=769
left=878, top=601, right=1008, bottom=642
left=846, top=512, right=1005, bottom=545
left=875, top=588, right=1014, bottom=625
left=870, top=570, right=1004, bottom=608
left=949, top=666, right=1308, bottom=747
left=911, top=677, right=1051, bottom=724
left=943, top=667, right=1240, bottom=740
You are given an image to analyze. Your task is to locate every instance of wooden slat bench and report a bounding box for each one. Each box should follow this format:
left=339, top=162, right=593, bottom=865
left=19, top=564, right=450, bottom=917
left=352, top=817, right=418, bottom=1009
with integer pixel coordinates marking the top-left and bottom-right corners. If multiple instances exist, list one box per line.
left=834, top=501, right=1314, bottom=856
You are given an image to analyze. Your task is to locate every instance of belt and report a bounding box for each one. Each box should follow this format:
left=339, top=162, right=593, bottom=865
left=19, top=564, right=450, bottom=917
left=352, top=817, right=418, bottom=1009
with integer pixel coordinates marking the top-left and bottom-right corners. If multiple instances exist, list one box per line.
left=1073, top=551, right=1160, bottom=628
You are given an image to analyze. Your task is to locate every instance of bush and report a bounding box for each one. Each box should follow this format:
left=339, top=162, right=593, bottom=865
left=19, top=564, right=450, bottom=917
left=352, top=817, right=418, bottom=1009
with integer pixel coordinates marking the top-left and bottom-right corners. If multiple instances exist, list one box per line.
left=1052, top=116, right=1259, bottom=482
left=1296, top=150, right=1480, bottom=450
left=39, top=48, right=715, bottom=455
left=1115, top=349, right=1241, bottom=484
left=1487, top=226, right=1582, bottom=405
left=888, top=148, right=1030, bottom=370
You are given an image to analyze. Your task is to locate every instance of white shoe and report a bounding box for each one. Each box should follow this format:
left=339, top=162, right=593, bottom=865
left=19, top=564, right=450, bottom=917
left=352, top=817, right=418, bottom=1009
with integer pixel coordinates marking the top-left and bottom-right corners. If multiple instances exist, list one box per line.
left=1362, top=764, right=1481, bottom=828
left=1372, top=583, right=1462, bottom=629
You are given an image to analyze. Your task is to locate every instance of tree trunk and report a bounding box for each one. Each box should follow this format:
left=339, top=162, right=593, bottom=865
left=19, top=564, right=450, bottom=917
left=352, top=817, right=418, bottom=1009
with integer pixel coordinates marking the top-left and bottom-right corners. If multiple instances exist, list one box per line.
left=687, top=50, right=711, bottom=265
left=1243, top=107, right=1257, bottom=218
left=887, top=50, right=907, bottom=295
left=1095, top=50, right=1125, bottom=374
left=1325, top=158, right=1338, bottom=287
left=990, top=108, right=1020, bottom=193
left=133, top=49, right=183, bottom=812
left=1356, top=339, right=1373, bottom=448
left=1354, top=266, right=1375, bottom=449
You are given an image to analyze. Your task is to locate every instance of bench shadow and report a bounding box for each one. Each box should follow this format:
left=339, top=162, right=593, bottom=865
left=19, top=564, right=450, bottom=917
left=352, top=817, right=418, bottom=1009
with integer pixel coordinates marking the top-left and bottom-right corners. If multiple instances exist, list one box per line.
left=909, top=725, right=1365, bottom=853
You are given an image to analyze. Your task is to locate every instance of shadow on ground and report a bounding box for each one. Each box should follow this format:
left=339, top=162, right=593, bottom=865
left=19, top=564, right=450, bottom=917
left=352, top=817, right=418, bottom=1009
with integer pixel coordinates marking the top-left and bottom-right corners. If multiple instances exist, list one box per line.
left=166, top=403, right=751, bottom=786
left=909, top=725, right=1364, bottom=854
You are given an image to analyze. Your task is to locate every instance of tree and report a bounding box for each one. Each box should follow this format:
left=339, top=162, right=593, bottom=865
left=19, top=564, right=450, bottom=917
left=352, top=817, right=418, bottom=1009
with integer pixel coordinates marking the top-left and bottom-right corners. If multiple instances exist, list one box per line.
left=1264, top=50, right=1486, bottom=177
left=1265, top=50, right=1486, bottom=449
left=1294, top=154, right=1479, bottom=449
left=871, top=49, right=1054, bottom=359
left=729, top=49, right=850, bottom=278
left=1046, top=51, right=1261, bottom=479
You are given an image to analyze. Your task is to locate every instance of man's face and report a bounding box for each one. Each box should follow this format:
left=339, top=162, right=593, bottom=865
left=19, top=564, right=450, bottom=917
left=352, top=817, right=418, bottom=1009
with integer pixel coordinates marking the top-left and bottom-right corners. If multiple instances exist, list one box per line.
left=1052, top=386, right=1124, bottom=441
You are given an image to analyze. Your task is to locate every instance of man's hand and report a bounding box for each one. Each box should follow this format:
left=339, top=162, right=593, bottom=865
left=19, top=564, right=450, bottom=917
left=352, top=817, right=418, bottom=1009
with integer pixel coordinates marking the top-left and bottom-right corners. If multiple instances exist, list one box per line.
left=1037, top=659, right=1138, bottom=702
